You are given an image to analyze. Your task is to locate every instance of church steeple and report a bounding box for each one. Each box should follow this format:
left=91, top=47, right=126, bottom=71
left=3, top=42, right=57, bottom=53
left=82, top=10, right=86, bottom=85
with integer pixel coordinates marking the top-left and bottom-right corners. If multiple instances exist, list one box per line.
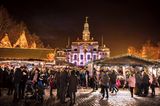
left=82, top=16, right=90, bottom=41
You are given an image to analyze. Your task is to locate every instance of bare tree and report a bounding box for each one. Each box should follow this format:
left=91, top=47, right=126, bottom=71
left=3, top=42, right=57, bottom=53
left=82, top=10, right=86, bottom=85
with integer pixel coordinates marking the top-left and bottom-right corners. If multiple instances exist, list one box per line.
left=0, top=6, right=44, bottom=48
left=0, top=5, right=14, bottom=36
left=32, top=33, right=44, bottom=48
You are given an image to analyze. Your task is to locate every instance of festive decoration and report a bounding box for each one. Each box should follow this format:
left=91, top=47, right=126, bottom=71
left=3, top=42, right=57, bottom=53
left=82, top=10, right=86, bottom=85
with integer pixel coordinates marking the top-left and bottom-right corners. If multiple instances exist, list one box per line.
left=13, top=30, right=29, bottom=48
left=30, top=41, right=36, bottom=48
left=47, top=53, right=55, bottom=61
left=0, top=34, right=12, bottom=48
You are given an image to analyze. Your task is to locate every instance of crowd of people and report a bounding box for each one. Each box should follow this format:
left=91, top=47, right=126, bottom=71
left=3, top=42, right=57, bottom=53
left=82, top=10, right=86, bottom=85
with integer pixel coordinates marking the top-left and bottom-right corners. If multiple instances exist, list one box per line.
left=134, top=70, right=160, bottom=97
left=0, top=64, right=160, bottom=105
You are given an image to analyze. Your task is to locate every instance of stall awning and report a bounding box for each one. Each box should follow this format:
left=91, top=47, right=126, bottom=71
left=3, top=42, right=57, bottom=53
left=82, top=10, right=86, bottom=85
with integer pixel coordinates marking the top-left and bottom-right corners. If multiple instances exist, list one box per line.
left=0, top=48, right=55, bottom=61
left=96, top=54, right=154, bottom=66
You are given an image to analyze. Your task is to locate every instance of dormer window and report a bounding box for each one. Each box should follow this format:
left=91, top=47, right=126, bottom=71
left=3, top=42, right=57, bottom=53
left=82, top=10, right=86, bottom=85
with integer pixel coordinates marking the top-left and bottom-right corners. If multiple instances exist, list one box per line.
left=93, top=48, right=97, bottom=51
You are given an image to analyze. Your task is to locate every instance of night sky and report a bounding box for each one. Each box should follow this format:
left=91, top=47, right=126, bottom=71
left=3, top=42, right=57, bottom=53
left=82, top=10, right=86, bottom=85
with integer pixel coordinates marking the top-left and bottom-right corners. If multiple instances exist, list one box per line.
left=0, top=0, right=160, bottom=56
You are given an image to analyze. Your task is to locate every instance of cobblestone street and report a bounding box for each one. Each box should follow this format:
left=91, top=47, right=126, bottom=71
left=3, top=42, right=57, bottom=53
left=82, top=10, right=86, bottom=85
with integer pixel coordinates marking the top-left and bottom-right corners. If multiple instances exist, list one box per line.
left=1, top=88, right=160, bottom=106
left=74, top=89, right=160, bottom=106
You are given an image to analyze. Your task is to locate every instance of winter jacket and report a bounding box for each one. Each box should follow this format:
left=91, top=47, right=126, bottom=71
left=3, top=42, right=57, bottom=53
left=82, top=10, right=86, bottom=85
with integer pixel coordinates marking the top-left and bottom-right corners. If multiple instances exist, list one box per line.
left=14, top=68, right=22, bottom=84
left=101, top=72, right=110, bottom=87
left=110, top=72, right=117, bottom=84
left=68, top=75, right=78, bottom=92
left=128, top=76, right=136, bottom=87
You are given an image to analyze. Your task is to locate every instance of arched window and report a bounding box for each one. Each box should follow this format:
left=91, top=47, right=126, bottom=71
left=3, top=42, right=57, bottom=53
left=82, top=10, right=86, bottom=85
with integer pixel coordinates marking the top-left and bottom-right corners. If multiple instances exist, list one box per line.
left=74, top=55, right=77, bottom=60
left=93, top=55, right=96, bottom=60
left=87, top=55, right=90, bottom=60
left=80, top=55, right=83, bottom=59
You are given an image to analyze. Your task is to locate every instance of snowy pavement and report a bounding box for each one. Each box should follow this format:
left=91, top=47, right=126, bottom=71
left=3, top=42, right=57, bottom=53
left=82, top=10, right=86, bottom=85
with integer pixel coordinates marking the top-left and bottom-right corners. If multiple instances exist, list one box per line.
left=1, top=88, right=160, bottom=106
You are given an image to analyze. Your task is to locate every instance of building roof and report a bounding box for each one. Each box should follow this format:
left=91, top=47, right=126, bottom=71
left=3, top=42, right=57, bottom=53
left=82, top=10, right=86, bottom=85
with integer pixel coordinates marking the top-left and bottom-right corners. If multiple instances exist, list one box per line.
left=72, top=40, right=98, bottom=45
left=0, top=48, right=55, bottom=61
left=95, top=54, right=154, bottom=66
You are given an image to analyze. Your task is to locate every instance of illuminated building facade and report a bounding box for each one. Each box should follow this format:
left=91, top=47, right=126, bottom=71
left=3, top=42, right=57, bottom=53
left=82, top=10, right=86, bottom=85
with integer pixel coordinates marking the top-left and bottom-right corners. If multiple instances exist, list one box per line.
left=66, top=17, right=110, bottom=66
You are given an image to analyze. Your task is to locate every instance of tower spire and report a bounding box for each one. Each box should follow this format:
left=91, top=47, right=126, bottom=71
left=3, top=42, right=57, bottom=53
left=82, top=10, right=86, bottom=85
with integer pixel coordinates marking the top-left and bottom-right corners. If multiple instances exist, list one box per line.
left=82, top=16, right=90, bottom=41
left=66, top=36, right=70, bottom=48
left=85, top=16, right=88, bottom=23
left=101, top=35, right=103, bottom=46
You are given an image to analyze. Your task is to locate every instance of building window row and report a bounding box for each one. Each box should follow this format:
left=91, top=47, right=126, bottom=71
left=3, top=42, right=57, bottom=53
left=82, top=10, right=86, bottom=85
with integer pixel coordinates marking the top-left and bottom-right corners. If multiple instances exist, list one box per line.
left=73, top=54, right=98, bottom=60
left=100, top=52, right=107, bottom=55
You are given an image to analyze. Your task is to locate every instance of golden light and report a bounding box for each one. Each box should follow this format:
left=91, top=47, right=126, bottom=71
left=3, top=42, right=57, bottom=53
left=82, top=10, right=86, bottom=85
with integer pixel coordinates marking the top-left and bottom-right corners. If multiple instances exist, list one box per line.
left=47, top=53, right=55, bottom=61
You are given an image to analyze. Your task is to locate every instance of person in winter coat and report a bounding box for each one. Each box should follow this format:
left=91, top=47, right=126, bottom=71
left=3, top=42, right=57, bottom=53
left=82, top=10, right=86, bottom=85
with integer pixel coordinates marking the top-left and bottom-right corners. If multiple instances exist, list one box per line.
left=150, top=74, right=158, bottom=96
left=142, top=71, right=150, bottom=96
left=100, top=70, right=110, bottom=99
left=3, top=67, right=9, bottom=88
left=49, top=75, right=54, bottom=96
left=135, top=71, right=142, bottom=96
left=13, top=68, right=22, bottom=102
left=110, top=70, right=118, bottom=93
left=128, top=73, right=136, bottom=97
left=116, top=78, right=121, bottom=89
left=55, top=70, right=60, bottom=99
left=68, top=70, right=78, bottom=105
left=60, top=69, right=68, bottom=104
left=158, top=76, right=160, bottom=86
left=7, top=69, right=14, bottom=95
left=19, top=67, right=28, bottom=99
left=0, top=67, right=3, bottom=96
left=32, top=69, right=39, bottom=85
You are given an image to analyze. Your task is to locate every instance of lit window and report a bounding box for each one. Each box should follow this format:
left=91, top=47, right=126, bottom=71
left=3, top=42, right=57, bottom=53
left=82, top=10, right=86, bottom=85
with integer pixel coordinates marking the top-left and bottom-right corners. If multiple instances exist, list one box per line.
left=80, top=55, right=83, bottom=59
left=93, top=48, right=97, bottom=51
left=93, top=55, right=96, bottom=60
left=74, top=55, right=77, bottom=60
left=87, top=55, right=90, bottom=60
